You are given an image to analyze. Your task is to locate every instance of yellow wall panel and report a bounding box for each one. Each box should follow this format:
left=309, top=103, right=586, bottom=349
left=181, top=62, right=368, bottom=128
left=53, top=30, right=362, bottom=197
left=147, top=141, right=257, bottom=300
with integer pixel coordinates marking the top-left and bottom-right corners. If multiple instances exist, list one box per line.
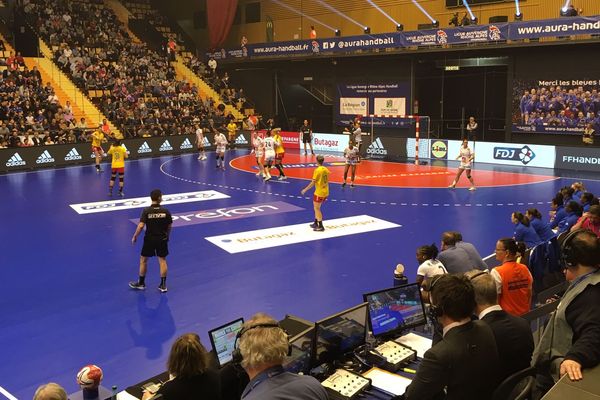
left=226, top=0, right=600, bottom=47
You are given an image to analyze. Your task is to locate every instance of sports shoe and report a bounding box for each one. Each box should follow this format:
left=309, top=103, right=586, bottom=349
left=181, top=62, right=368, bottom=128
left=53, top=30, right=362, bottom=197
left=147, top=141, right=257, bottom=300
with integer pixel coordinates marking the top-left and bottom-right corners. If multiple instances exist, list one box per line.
left=158, top=285, right=168, bottom=293
left=342, top=182, right=346, bottom=187
left=313, top=226, right=325, bottom=232
left=255, top=171, right=261, bottom=176
left=304, top=152, right=308, bottom=155
left=311, top=152, right=315, bottom=156
left=96, top=168, right=103, bottom=173
left=202, top=156, right=207, bottom=160
left=310, top=222, right=318, bottom=228
left=129, top=281, right=145, bottom=290
left=468, top=186, right=477, bottom=191
left=351, top=183, right=355, bottom=188
left=448, top=184, right=456, bottom=189
left=197, top=155, right=202, bottom=160
left=108, top=191, right=113, bottom=197
left=118, top=191, right=124, bottom=197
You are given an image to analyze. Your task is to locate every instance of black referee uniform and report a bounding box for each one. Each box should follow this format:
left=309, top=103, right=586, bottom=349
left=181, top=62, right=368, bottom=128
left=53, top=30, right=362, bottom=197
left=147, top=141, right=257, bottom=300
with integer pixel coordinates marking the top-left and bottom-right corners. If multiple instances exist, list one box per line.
left=140, top=205, right=172, bottom=257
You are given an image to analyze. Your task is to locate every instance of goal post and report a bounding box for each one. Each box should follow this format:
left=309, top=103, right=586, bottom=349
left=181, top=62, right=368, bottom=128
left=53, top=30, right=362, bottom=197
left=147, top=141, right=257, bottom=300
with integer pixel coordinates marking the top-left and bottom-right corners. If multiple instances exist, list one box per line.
left=367, top=114, right=430, bottom=164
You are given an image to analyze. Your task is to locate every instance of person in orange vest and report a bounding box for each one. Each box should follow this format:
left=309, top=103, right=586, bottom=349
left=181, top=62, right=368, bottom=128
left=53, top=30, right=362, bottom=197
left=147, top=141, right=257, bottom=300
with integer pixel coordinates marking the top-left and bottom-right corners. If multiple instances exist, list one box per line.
left=490, top=238, right=533, bottom=316
left=309, top=25, right=317, bottom=39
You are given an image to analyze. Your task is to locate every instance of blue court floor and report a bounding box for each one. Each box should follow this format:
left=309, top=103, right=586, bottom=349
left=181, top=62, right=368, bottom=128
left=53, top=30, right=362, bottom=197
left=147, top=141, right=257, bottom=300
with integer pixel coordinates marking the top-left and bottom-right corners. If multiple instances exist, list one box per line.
left=1, top=150, right=598, bottom=398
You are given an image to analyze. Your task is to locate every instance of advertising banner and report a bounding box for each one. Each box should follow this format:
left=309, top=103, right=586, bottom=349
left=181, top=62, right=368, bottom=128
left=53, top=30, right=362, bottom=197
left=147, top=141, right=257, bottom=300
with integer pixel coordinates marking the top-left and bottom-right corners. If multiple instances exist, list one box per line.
left=555, top=146, right=600, bottom=172
left=337, top=83, right=410, bottom=128
left=510, top=16, right=600, bottom=40
left=339, top=97, right=369, bottom=116
left=373, top=98, right=406, bottom=116
left=256, top=130, right=301, bottom=149
left=446, top=140, right=556, bottom=168
left=403, top=24, right=508, bottom=47
left=364, top=136, right=408, bottom=161
left=312, top=133, right=350, bottom=153
left=0, top=135, right=199, bottom=173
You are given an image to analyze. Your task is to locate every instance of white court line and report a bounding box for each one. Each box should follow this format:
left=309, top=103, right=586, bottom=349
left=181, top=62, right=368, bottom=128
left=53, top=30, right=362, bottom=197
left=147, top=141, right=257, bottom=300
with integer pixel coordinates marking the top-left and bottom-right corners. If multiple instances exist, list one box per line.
left=0, top=386, right=18, bottom=400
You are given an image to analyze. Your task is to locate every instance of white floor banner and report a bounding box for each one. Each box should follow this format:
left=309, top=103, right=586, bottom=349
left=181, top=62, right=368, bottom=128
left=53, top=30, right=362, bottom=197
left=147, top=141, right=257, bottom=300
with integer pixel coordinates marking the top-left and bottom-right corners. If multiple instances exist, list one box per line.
left=205, top=215, right=401, bottom=253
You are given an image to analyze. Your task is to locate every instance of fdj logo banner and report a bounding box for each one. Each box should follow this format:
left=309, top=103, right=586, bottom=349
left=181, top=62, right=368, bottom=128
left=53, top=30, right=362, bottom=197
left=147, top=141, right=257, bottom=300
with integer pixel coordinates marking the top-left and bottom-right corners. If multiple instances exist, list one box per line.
left=493, top=146, right=536, bottom=165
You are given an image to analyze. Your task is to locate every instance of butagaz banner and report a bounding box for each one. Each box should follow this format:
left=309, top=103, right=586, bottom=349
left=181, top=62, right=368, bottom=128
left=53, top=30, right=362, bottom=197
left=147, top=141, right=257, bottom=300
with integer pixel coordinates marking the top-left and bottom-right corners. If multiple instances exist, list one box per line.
left=207, top=16, right=600, bottom=60
left=374, top=98, right=406, bottom=116
left=339, top=97, right=368, bottom=116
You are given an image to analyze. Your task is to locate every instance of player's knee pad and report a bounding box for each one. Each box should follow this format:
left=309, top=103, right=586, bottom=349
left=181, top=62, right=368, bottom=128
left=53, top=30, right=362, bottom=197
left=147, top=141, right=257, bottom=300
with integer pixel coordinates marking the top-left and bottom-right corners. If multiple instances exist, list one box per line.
left=119, top=176, right=124, bottom=183
left=110, top=173, right=116, bottom=180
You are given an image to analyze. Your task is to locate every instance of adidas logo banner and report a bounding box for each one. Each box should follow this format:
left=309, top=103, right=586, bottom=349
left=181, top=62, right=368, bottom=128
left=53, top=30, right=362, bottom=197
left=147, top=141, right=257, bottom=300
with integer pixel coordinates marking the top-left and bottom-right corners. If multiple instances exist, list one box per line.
left=36, top=150, right=56, bottom=164
left=367, top=137, right=388, bottom=157
left=159, top=140, right=173, bottom=152
left=6, top=152, right=26, bottom=167
left=180, top=138, right=193, bottom=149
left=235, top=134, right=248, bottom=145
left=65, top=148, right=83, bottom=161
left=137, top=141, right=152, bottom=154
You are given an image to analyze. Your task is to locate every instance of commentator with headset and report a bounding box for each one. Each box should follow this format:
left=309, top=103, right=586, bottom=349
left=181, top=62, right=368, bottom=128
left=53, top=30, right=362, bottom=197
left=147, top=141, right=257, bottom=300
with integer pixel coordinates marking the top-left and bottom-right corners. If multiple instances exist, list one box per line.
left=401, top=274, right=500, bottom=400
left=532, top=229, right=600, bottom=397
left=234, top=313, right=328, bottom=400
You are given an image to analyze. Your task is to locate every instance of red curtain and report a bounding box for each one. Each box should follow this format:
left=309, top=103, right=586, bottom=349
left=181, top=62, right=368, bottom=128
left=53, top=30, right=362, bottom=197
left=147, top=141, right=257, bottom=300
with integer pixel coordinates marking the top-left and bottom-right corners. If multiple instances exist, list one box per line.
left=207, top=0, right=238, bottom=49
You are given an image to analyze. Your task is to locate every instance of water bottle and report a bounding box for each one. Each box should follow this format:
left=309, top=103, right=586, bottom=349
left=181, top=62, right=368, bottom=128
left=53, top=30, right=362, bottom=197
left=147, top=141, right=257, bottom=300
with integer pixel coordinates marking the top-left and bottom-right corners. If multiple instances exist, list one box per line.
left=365, top=330, right=376, bottom=355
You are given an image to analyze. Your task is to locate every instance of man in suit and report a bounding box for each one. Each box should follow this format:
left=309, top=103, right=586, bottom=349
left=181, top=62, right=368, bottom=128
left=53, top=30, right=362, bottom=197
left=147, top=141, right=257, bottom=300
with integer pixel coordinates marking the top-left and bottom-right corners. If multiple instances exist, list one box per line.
left=466, top=270, right=534, bottom=382
left=403, top=274, right=500, bottom=400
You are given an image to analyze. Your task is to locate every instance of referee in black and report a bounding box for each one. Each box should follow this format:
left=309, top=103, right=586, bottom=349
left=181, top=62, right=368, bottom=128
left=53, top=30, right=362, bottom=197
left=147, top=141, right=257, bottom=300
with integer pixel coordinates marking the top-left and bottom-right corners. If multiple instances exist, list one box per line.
left=130, top=189, right=173, bottom=293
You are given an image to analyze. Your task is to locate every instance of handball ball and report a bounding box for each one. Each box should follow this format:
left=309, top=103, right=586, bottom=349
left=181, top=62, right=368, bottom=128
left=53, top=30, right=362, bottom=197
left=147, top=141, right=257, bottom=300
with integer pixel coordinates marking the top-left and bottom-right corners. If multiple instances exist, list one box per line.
left=76, top=364, right=103, bottom=390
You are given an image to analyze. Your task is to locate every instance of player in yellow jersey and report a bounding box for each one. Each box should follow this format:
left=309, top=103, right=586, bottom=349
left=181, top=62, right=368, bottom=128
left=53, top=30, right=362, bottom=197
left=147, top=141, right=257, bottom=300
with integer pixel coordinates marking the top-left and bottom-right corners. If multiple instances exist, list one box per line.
left=273, top=128, right=286, bottom=180
left=91, top=129, right=106, bottom=172
left=301, top=155, right=330, bottom=232
left=227, top=120, right=238, bottom=148
left=107, top=139, right=128, bottom=197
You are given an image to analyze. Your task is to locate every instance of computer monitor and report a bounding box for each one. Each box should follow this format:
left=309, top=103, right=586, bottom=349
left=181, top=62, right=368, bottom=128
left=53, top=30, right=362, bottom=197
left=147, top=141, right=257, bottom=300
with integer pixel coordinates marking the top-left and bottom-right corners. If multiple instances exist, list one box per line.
left=208, top=318, right=244, bottom=368
left=312, top=303, right=368, bottom=366
left=363, top=283, right=427, bottom=338
left=283, top=326, right=315, bottom=374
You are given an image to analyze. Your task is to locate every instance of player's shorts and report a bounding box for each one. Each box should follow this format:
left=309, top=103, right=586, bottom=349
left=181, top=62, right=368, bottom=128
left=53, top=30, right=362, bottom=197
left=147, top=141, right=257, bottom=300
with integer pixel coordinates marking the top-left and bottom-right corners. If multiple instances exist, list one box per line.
left=92, top=146, right=103, bottom=154
left=216, top=146, right=226, bottom=153
left=313, top=194, right=328, bottom=203
left=141, top=237, right=169, bottom=258
left=275, top=152, right=285, bottom=161
left=255, top=152, right=264, bottom=161
left=111, top=167, right=124, bottom=174
left=264, top=151, right=275, bottom=162
left=345, top=160, right=357, bottom=166
left=302, top=134, right=312, bottom=144
left=459, top=163, right=472, bottom=170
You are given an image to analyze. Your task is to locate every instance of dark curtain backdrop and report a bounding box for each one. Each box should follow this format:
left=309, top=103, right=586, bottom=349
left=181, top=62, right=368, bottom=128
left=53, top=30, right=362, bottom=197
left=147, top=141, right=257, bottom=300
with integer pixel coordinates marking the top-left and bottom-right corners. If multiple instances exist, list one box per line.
left=207, top=0, right=238, bottom=49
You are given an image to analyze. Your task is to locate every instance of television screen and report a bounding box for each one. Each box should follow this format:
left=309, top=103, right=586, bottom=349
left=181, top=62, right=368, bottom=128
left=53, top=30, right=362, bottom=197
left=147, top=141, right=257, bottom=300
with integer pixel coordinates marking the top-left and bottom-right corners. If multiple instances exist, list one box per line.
left=208, top=318, right=244, bottom=367
left=363, top=283, right=427, bottom=338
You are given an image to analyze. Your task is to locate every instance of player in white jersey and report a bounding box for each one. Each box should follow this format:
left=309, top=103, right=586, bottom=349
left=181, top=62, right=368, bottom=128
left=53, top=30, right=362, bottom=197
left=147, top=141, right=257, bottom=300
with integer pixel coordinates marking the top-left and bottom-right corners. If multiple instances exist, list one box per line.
left=263, top=129, right=276, bottom=181
left=342, top=141, right=359, bottom=188
left=214, top=128, right=228, bottom=170
left=252, top=130, right=265, bottom=178
left=449, top=138, right=476, bottom=191
left=195, top=125, right=206, bottom=160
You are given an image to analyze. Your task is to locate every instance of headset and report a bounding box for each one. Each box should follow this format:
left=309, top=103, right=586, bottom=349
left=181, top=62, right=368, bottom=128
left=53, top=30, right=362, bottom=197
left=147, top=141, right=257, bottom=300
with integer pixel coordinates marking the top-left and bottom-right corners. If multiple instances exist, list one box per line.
left=231, top=323, right=292, bottom=365
left=560, top=229, right=600, bottom=269
left=427, top=274, right=445, bottom=319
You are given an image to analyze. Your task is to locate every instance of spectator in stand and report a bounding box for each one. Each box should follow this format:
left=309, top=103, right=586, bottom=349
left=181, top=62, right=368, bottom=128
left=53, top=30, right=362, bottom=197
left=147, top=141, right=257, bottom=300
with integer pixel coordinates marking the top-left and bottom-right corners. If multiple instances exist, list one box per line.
left=550, top=195, right=567, bottom=229
left=44, top=135, right=54, bottom=145
left=309, top=25, right=317, bottom=39
left=208, top=57, right=217, bottom=76
left=581, top=192, right=596, bottom=212
left=466, top=116, right=478, bottom=138
left=415, top=243, right=447, bottom=286
left=526, top=208, right=555, bottom=242
left=532, top=230, right=600, bottom=396
left=570, top=205, right=600, bottom=237
left=241, top=35, right=248, bottom=47
left=466, top=270, right=534, bottom=383
left=33, top=383, right=67, bottom=400
left=437, top=231, right=472, bottom=274
left=8, top=130, right=21, bottom=147
left=512, top=212, right=542, bottom=247
left=571, top=182, right=586, bottom=201
left=557, top=201, right=584, bottom=234
left=452, top=231, right=488, bottom=271
left=142, top=333, right=221, bottom=400
left=491, top=238, right=533, bottom=316
left=583, top=122, right=595, bottom=145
